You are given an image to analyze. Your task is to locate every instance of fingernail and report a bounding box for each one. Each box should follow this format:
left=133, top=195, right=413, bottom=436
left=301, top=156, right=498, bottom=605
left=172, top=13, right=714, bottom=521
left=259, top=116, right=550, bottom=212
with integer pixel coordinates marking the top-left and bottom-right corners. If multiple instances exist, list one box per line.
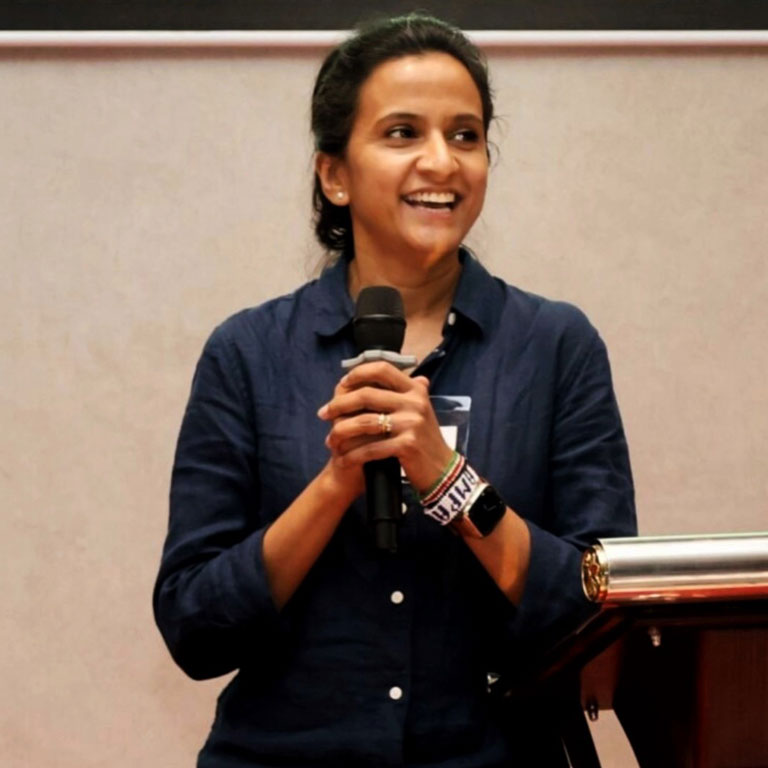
left=317, top=404, right=328, bottom=418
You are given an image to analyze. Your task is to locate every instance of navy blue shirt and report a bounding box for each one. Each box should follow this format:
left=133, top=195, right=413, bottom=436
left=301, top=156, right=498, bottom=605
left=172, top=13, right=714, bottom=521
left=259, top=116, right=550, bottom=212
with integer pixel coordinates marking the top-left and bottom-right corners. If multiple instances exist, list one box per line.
left=153, top=250, right=636, bottom=767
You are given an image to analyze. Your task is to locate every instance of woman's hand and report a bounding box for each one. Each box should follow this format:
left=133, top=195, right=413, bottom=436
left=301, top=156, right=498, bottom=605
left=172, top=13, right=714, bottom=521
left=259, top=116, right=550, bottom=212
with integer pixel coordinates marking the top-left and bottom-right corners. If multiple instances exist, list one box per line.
left=317, top=361, right=454, bottom=495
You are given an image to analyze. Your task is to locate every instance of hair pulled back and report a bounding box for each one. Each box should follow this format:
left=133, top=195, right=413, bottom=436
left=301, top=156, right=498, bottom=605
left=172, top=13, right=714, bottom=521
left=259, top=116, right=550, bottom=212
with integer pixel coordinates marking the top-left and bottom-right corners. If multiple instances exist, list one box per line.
left=311, top=14, right=494, bottom=257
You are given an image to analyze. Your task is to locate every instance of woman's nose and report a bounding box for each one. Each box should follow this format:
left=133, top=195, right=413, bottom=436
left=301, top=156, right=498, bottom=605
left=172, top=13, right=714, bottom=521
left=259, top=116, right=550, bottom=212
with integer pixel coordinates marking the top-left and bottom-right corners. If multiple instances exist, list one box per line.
left=417, top=132, right=457, bottom=177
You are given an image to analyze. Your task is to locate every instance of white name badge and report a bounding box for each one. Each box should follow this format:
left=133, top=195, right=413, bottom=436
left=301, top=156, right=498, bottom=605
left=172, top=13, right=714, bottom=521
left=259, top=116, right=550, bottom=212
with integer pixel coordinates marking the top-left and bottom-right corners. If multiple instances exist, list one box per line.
left=432, top=395, right=471, bottom=453
left=439, top=425, right=459, bottom=450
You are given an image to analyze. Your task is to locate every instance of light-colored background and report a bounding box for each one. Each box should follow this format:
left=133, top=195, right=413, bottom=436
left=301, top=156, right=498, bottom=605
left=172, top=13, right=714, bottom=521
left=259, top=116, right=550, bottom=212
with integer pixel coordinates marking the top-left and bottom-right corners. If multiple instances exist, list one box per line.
left=1, top=42, right=766, bottom=767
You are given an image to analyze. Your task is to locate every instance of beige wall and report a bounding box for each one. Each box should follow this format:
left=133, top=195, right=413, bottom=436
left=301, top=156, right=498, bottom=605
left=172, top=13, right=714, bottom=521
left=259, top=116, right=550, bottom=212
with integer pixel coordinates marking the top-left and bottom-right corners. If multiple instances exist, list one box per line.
left=1, top=46, right=766, bottom=767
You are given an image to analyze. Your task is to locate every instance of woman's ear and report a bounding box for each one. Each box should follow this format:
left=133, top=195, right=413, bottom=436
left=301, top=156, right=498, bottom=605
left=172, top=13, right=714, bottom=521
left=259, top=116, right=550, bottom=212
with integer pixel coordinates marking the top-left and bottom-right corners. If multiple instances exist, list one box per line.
left=315, top=152, right=349, bottom=206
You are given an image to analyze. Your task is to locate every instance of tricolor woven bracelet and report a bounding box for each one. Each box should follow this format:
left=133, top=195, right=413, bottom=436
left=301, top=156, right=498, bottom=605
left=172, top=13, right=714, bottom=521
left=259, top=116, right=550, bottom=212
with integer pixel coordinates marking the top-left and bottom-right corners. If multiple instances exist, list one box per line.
left=419, top=452, right=463, bottom=506
left=421, top=456, right=482, bottom=526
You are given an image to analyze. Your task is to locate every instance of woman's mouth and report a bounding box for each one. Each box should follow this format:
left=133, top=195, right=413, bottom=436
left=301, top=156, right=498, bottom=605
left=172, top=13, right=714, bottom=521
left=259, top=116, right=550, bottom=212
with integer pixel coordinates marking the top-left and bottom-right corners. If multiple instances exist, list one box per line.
left=402, top=191, right=458, bottom=211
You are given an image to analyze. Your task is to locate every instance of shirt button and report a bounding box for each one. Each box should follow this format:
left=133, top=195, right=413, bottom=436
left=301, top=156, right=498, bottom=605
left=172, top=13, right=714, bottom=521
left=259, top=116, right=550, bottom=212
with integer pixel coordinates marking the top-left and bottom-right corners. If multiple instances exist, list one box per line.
left=401, top=502, right=408, bottom=515
left=389, top=686, right=403, bottom=701
left=390, top=590, right=405, bottom=605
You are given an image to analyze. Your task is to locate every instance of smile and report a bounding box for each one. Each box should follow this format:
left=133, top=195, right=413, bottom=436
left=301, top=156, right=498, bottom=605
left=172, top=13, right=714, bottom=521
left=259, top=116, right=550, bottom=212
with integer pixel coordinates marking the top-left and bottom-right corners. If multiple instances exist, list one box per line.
left=402, top=191, right=459, bottom=210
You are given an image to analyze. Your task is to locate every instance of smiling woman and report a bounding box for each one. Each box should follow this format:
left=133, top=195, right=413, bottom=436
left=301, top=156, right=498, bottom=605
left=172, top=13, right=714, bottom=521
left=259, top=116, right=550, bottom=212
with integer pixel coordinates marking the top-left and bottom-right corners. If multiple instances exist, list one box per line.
left=315, top=52, right=488, bottom=273
left=153, top=13, right=636, bottom=768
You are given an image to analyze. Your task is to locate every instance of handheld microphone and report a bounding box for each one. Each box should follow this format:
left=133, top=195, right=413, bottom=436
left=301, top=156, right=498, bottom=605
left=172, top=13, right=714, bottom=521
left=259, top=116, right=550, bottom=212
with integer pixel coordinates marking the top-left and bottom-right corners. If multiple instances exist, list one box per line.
left=352, top=287, right=407, bottom=553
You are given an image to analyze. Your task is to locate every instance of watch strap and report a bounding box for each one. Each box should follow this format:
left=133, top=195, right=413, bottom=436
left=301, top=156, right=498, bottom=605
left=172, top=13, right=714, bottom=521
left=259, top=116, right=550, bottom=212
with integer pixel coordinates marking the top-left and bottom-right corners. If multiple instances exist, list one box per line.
left=450, top=483, right=506, bottom=538
left=420, top=453, right=506, bottom=537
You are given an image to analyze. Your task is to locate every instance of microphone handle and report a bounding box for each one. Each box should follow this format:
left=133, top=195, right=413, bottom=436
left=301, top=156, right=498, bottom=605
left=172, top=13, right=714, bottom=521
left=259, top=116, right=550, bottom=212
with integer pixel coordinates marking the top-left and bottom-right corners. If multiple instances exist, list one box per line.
left=363, top=457, right=402, bottom=553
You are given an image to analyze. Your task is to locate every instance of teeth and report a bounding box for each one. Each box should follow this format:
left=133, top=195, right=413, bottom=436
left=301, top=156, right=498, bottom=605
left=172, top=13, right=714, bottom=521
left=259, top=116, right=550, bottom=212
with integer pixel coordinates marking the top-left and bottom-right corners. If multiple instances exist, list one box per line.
left=404, top=192, right=456, bottom=204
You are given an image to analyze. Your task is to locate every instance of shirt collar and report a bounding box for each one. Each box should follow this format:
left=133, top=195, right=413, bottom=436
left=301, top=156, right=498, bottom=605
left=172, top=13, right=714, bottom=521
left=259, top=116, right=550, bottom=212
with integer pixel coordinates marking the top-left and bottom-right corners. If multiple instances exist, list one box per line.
left=312, top=254, right=356, bottom=338
left=450, top=246, right=503, bottom=337
left=312, top=247, right=502, bottom=339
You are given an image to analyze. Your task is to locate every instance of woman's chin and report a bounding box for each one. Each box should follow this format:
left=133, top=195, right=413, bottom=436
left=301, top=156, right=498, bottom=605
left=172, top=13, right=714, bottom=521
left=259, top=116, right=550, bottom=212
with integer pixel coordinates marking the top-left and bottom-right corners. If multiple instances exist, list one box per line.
left=390, top=225, right=461, bottom=258
left=403, top=238, right=463, bottom=267
left=353, top=229, right=464, bottom=271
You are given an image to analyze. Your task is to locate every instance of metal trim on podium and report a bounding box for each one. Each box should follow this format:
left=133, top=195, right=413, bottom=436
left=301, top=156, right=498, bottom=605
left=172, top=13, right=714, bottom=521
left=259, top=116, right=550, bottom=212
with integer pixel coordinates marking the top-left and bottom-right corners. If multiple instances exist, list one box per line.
left=500, top=533, right=768, bottom=768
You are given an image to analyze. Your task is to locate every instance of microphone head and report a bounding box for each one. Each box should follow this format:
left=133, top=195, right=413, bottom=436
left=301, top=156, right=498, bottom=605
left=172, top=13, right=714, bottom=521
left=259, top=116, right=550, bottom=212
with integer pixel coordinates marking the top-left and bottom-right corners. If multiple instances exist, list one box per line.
left=353, top=286, right=406, bottom=353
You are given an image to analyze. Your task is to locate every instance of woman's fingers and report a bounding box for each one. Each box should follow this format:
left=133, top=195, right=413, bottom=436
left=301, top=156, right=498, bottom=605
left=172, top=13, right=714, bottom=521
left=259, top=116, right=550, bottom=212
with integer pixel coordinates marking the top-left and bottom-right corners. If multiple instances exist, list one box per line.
left=319, top=385, right=409, bottom=421
left=340, top=360, right=414, bottom=394
left=326, top=410, right=417, bottom=451
left=330, top=436, right=403, bottom=467
left=325, top=413, right=385, bottom=450
left=318, top=362, right=451, bottom=492
left=328, top=432, right=388, bottom=460
left=319, top=364, right=430, bottom=421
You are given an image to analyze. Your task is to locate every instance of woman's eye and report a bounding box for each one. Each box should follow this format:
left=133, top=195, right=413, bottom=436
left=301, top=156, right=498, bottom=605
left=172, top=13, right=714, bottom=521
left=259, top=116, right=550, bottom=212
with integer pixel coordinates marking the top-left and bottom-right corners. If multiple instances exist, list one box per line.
left=387, top=126, right=415, bottom=140
left=453, top=129, right=480, bottom=143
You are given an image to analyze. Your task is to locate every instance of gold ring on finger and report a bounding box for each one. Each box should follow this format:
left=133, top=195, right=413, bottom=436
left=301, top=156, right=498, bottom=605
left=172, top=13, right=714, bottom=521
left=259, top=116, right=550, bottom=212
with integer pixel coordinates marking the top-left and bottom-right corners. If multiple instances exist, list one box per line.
left=377, top=412, right=393, bottom=435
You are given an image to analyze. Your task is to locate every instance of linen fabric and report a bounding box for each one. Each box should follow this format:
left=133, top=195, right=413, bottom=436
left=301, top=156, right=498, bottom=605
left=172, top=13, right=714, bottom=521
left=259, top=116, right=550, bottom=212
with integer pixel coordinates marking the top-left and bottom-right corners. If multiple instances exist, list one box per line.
left=153, top=250, right=636, bottom=767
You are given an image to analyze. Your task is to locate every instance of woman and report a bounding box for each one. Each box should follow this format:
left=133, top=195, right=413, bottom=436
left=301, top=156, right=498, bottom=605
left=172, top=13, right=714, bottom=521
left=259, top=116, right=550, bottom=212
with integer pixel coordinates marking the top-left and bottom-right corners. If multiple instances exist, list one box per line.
left=154, top=14, right=636, bottom=767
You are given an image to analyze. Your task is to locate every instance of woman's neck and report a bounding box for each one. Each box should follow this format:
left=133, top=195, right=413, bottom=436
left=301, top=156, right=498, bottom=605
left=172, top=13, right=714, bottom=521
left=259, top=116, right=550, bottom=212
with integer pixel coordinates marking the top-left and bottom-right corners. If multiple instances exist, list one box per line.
left=347, top=249, right=462, bottom=322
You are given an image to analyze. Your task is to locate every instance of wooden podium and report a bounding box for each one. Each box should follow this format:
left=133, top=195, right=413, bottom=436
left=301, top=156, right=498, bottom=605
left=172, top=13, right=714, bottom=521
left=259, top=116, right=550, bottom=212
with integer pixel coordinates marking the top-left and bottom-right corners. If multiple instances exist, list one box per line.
left=499, top=535, right=768, bottom=768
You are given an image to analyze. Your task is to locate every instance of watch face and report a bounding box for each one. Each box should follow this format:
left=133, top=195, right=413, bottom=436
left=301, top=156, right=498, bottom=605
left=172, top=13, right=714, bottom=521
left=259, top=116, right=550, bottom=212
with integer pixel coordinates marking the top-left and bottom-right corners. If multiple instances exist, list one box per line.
left=470, top=485, right=506, bottom=536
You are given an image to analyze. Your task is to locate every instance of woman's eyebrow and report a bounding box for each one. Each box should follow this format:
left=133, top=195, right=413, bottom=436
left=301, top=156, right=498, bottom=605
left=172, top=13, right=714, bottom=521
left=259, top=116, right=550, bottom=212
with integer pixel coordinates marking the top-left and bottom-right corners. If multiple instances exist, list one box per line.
left=374, top=111, right=421, bottom=126
left=450, top=113, right=484, bottom=127
left=374, top=111, right=483, bottom=127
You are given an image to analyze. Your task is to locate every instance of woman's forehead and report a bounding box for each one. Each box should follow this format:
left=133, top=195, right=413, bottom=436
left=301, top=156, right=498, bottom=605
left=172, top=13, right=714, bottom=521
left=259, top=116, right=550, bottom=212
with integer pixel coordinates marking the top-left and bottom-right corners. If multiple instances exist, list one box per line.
left=356, top=52, right=483, bottom=121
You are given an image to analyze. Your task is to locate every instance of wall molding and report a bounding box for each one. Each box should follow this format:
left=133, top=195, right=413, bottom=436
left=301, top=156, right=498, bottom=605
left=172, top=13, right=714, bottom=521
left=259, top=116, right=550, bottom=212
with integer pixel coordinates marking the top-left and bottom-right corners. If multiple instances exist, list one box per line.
left=2, top=30, right=768, bottom=50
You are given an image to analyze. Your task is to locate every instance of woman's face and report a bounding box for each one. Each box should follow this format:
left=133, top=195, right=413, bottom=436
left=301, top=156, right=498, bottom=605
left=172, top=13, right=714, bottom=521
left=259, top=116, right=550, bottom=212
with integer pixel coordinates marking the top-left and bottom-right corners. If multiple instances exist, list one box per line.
left=329, top=52, right=489, bottom=268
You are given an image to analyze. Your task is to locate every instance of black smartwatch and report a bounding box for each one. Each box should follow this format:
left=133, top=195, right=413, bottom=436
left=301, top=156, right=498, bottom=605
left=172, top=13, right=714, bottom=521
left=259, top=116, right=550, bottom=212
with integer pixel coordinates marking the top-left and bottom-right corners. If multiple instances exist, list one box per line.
left=450, top=483, right=506, bottom=538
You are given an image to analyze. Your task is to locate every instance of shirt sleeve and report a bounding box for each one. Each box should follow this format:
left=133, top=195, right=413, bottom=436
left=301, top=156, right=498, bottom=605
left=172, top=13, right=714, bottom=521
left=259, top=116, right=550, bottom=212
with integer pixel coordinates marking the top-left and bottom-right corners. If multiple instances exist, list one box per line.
left=153, top=324, right=286, bottom=680
left=509, top=318, right=637, bottom=653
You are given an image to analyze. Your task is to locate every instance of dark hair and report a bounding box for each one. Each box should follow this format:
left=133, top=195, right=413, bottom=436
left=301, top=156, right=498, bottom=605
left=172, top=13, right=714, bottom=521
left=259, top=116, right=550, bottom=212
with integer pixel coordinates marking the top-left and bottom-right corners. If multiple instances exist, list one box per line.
left=311, top=14, right=494, bottom=256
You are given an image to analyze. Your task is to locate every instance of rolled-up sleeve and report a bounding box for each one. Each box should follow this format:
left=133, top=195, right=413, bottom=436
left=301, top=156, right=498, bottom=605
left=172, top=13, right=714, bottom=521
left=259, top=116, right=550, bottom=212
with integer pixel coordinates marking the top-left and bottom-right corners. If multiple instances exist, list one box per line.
left=153, top=325, right=284, bottom=680
left=511, top=322, right=637, bottom=651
